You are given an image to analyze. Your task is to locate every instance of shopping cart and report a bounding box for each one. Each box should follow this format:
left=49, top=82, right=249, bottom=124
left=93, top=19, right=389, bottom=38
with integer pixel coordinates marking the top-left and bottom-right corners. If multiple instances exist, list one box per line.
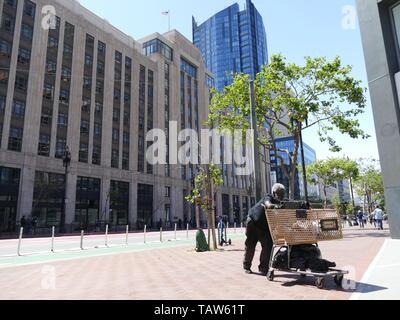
left=265, top=208, right=349, bottom=289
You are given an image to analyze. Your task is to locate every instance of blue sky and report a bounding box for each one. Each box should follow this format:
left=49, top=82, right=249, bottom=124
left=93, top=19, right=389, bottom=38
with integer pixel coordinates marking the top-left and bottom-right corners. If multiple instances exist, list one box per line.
left=79, top=0, right=379, bottom=161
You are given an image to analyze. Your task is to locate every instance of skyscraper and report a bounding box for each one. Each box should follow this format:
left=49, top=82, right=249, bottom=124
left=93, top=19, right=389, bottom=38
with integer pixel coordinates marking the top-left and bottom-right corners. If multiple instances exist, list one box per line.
left=193, top=0, right=268, bottom=92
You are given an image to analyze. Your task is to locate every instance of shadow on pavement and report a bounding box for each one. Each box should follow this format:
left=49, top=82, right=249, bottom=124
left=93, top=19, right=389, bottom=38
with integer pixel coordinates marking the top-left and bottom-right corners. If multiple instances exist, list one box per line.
left=273, top=273, right=388, bottom=293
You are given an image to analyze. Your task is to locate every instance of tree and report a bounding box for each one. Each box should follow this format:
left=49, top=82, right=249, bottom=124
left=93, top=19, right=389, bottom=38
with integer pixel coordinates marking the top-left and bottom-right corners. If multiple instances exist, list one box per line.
left=186, top=165, right=223, bottom=251
left=208, top=54, right=368, bottom=199
left=305, top=158, right=359, bottom=209
left=354, top=159, right=384, bottom=214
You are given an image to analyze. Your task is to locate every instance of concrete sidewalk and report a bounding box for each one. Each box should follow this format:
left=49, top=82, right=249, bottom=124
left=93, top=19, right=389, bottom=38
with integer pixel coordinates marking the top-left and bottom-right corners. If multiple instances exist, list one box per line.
left=351, top=238, right=400, bottom=300
left=0, top=228, right=390, bottom=300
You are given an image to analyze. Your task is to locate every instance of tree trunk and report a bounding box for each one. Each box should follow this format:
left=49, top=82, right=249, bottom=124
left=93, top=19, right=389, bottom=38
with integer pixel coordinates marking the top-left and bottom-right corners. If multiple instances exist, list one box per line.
left=195, top=205, right=200, bottom=229
left=323, top=186, right=328, bottom=209
left=288, top=124, right=301, bottom=200
left=210, top=182, right=217, bottom=251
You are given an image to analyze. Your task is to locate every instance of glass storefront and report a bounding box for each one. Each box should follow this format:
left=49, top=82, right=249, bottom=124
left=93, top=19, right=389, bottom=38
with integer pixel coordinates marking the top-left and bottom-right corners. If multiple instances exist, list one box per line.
left=110, top=180, right=129, bottom=227
left=137, top=184, right=153, bottom=229
left=0, top=167, right=20, bottom=233
left=75, top=176, right=100, bottom=231
left=32, top=171, right=64, bottom=228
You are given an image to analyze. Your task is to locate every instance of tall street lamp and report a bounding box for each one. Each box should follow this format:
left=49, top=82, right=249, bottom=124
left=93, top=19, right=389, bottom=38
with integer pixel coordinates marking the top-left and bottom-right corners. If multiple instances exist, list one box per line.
left=61, top=146, right=71, bottom=234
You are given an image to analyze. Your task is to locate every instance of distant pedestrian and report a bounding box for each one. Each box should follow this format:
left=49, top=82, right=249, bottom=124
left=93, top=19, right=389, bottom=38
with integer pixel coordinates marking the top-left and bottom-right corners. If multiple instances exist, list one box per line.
left=32, top=217, right=38, bottom=235
left=26, top=217, right=33, bottom=234
left=373, top=205, right=384, bottom=230
left=20, top=216, right=26, bottom=229
left=357, top=210, right=365, bottom=229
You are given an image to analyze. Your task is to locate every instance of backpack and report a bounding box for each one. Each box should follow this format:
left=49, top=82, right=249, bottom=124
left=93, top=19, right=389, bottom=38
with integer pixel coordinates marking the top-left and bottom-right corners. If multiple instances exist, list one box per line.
left=195, top=229, right=209, bottom=252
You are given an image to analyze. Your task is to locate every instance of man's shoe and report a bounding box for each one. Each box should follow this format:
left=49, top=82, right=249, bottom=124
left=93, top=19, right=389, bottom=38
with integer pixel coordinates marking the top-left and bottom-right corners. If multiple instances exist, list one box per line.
left=244, top=268, right=253, bottom=274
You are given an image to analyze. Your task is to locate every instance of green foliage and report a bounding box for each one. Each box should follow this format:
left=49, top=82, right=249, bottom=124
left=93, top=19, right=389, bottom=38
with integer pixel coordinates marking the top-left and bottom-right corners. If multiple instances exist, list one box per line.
left=306, top=158, right=359, bottom=188
left=185, top=165, right=223, bottom=211
left=354, top=159, right=385, bottom=211
left=208, top=54, right=368, bottom=199
left=306, top=158, right=359, bottom=208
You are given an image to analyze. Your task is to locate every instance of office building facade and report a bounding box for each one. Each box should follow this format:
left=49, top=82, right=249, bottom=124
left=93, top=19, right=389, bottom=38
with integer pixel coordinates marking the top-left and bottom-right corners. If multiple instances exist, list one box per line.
left=270, top=137, right=320, bottom=200
left=357, top=0, right=400, bottom=238
left=192, top=0, right=268, bottom=92
left=0, top=0, right=261, bottom=234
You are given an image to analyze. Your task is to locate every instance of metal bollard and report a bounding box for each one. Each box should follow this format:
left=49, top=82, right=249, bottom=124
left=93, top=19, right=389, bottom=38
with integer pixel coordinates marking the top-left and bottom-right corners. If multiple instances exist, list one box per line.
left=144, top=225, right=147, bottom=244
left=217, top=223, right=221, bottom=245
left=51, top=226, right=55, bottom=253
left=17, top=227, right=23, bottom=256
left=160, top=227, right=163, bottom=243
left=80, top=230, right=84, bottom=250
left=174, top=223, right=177, bottom=240
left=126, top=225, right=129, bottom=245
left=227, top=222, right=229, bottom=237
left=241, top=222, right=243, bottom=234
left=234, top=222, right=237, bottom=234
left=105, top=225, right=109, bottom=247
left=186, top=224, right=189, bottom=239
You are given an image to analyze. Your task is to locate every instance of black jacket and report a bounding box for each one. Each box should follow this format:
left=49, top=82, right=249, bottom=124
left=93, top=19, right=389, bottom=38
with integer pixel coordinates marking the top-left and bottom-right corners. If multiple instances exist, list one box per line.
left=247, top=195, right=281, bottom=232
left=247, top=196, right=310, bottom=232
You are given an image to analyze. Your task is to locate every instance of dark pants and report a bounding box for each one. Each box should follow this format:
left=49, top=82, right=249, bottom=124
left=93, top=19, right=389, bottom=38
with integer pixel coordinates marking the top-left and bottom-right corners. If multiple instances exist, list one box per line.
left=243, top=220, right=273, bottom=272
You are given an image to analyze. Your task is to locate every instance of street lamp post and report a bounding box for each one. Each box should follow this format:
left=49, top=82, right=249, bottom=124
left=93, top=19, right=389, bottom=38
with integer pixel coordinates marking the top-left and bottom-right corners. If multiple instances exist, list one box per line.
left=61, top=146, right=71, bottom=234
left=299, top=122, right=309, bottom=203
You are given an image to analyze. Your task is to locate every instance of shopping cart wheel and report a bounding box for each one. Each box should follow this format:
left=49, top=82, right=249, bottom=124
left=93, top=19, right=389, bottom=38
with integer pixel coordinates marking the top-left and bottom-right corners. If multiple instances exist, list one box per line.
left=334, top=274, right=344, bottom=288
left=315, top=277, right=325, bottom=289
left=267, top=270, right=274, bottom=282
left=228, top=239, right=232, bottom=245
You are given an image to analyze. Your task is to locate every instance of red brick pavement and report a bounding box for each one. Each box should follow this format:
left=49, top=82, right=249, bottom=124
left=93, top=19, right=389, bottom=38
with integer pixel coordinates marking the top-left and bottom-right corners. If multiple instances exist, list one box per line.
left=0, top=228, right=389, bottom=300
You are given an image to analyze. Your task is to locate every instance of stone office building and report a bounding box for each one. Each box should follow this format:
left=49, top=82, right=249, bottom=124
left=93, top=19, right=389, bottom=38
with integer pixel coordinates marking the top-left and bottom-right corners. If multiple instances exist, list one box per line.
left=0, top=0, right=267, bottom=234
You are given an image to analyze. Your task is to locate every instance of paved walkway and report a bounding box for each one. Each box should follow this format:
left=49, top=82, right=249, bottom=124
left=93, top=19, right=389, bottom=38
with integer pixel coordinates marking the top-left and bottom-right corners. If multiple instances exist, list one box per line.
left=351, top=238, right=400, bottom=300
left=0, top=228, right=389, bottom=300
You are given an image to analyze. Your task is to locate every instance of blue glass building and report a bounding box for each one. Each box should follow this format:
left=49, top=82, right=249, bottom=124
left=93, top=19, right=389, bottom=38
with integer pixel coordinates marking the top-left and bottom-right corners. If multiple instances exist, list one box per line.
left=270, top=137, right=320, bottom=200
left=193, top=0, right=268, bottom=92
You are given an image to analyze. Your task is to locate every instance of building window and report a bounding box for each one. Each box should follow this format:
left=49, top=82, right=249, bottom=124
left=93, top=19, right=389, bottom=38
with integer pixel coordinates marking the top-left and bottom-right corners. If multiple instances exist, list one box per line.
left=46, top=59, right=57, bottom=73
left=48, top=36, right=58, bottom=49
left=92, top=146, right=101, bottom=165
left=43, top=83, right=54, bottom=100
left=15, top=75, right=28, bottom=91
left=6, top=0, right=18, bottom=8
left=0, top=70, right=9, bottom=84
left=82, top=99, right=91, bottom=113
left=113, top=108, right=120, bottom=122
left=112, top=128, right=119, bottom=142
left=95, top=102, right=103, bottom=115
left=59, top=89, right=70, bottom=105
left=165, top=186, right=171, bottom=198
left=8, top=127, right=23, bottom=152
left=94, top=123, right=102, bottom=139
left=61, top=66, right=71, bottom=82
left=123, top=132, right=129, bottom=146
left=41, top=108, right=52, bottom=126
left=55, top=138, right=66, bottom=158
left=0, top=95, right=6, bottom=113
left=2, top=14, right=15, bottom=33
left=111, top=149, right=119, bottom=168
left=17, top=48, right=31, bottom=65
left=21, top=24, right=33, bottom=41
left=12, top=100, right=25, bottom=118
left=58, top=113, right=68, bottom=128
left=115, top=51, right=122, bottom=64
left=96, top=80, right=103, bottom=95
left=38, top=134, right=50, bottom=156
left=23, top=0, right=36, bottom=18
left=79, top=143, right=88, bottom=163
left=85, top=54, right=93, bottom=66
left=97, top=61, right=104, bottom=74
left=0, top=40, right=12, bottom=57
left=80, top=120, right=89, bottom=135
left=63, top=43, right=73, bottom=56
left=98, top=41, right=106, bottom=55
left=122, top=152, right=129, bottom=170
